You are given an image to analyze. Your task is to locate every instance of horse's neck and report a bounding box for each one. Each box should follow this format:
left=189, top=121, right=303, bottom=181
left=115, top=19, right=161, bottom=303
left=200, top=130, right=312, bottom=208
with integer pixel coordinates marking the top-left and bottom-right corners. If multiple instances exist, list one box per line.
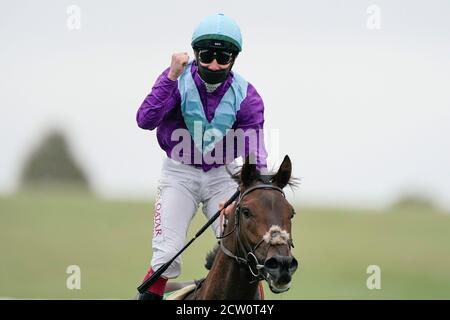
left=194, top=244, right=260, bottom=300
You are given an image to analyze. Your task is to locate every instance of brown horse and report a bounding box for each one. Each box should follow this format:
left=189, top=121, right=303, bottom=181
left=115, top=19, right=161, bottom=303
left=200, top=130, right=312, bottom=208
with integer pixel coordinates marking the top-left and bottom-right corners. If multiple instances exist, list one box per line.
left=183, top=155, right=299, bottom=300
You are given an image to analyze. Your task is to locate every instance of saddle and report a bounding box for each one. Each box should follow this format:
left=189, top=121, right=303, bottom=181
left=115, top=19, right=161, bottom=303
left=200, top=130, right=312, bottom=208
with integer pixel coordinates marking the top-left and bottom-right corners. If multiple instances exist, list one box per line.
left=163, top=279, right=205, bottom=300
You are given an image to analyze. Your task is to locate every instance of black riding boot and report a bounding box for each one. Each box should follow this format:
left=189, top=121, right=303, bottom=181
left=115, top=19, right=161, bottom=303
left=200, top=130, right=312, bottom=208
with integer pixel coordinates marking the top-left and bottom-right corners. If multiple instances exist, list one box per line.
left=137, top=291, right=163, bottom=300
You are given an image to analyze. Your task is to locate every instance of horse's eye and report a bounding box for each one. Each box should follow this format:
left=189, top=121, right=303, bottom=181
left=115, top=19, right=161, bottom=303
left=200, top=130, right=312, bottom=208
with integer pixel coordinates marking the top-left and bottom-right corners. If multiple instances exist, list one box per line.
left=241, top=208, right=251, bottom=219
left=290, top=209, right=296, bottom=219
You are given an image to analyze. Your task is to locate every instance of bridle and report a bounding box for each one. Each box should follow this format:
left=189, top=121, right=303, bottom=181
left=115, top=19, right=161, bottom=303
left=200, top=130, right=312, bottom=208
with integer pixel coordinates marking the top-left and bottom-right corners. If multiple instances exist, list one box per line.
left=217, top=184, right=295, bottom=283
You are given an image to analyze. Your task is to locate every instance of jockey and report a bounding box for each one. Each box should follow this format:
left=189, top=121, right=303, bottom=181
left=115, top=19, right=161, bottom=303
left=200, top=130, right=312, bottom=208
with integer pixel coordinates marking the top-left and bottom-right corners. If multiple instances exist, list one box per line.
left=136, top=13, right=268, bottom=300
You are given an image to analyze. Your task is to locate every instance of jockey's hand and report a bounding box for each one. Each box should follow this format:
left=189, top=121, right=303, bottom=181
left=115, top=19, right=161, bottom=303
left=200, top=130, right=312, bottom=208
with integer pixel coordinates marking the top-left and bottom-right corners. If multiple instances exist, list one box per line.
left=219, top=201, right=236, bottom=219
left=168, top=52, right=189, bottom=81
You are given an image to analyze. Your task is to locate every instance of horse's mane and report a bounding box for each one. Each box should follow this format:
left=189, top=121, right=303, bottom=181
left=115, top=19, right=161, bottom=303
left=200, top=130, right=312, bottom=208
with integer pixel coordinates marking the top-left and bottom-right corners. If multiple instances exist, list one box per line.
left=205, top=243, right=220, bottom=270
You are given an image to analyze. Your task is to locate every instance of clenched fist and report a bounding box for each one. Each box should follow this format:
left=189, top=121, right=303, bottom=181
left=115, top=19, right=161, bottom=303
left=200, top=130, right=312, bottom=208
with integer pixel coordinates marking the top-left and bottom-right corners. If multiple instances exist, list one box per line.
left=167, top=52, right=189, bottom=81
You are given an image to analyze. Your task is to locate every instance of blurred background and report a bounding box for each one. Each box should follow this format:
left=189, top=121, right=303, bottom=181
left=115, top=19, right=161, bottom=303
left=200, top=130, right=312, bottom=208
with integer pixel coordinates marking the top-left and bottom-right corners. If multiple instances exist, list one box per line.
left=1, top=0, right=449, bottom=299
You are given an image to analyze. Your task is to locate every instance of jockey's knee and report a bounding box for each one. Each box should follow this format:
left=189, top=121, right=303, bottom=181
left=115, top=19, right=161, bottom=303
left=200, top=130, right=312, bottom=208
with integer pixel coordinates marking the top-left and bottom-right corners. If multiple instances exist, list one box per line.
left=152, top=250, right=182, bottom=279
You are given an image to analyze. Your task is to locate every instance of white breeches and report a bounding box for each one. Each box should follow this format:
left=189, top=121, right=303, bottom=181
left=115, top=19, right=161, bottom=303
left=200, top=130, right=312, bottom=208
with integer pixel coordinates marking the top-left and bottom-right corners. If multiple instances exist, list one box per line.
left=150, top=157, right=239, bottom=279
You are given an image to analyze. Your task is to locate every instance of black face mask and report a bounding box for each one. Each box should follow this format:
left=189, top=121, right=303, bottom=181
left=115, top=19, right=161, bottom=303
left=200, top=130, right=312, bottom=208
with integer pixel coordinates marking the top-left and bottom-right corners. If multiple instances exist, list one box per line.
left=195, top=52, right=235, bottom=84
left=196, top=62, right=232, bottom=84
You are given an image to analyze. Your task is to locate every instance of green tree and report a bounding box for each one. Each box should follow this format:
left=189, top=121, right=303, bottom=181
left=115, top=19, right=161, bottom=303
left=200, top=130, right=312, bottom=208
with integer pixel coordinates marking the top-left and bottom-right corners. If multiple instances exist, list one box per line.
left=392, top=192, right=436, bottom=211
left=20, top=130, right=90, bottom=191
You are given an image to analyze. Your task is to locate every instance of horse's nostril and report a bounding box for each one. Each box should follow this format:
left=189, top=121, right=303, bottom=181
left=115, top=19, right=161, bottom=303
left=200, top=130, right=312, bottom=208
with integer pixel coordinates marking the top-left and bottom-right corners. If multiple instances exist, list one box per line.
left=265, top=256, right=298, bottom=274
left=289, top=257, right=299, bottom=273
left=264, top=257, right=279, bottom=270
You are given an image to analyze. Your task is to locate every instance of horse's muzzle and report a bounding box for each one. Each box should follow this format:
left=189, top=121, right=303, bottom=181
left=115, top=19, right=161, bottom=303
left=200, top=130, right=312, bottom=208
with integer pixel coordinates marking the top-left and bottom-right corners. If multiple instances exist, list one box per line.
left=264, top=255, right=298, bottom=293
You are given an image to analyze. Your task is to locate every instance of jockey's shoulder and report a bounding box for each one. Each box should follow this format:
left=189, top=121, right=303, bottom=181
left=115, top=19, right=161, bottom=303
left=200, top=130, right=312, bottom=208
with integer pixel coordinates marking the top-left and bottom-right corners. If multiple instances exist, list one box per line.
left=241, top=81, right=264, bottom=111
left=231, top=72, right=264, bottom=105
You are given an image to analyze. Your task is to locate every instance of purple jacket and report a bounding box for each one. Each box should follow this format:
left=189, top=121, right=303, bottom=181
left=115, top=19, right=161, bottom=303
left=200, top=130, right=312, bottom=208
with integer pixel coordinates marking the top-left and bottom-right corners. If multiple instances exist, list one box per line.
left=137, top=62, right=267, bottom=172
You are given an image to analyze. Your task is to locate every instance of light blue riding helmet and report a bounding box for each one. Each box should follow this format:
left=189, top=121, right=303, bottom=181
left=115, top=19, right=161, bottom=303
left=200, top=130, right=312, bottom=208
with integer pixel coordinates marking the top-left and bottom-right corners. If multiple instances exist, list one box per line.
left=191, top=13, right=243, bottom=52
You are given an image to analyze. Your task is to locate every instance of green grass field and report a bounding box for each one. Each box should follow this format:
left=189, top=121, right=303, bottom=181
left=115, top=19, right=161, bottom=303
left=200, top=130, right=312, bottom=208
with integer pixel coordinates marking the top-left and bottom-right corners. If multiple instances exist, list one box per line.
left=1, top=191, right=450, bottom=299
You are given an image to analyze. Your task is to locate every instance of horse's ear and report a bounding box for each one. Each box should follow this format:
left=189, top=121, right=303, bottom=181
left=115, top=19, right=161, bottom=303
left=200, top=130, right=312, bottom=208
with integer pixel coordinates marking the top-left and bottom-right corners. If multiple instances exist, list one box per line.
left=272, top=155, right=292, bottom=189
left=241, top=154, right=258, bottom=187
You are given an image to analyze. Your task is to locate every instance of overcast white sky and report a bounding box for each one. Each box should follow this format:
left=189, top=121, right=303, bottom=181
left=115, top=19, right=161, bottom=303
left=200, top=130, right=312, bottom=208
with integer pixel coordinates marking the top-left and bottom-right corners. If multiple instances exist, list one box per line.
left=1, top=0, right=449, bottom=209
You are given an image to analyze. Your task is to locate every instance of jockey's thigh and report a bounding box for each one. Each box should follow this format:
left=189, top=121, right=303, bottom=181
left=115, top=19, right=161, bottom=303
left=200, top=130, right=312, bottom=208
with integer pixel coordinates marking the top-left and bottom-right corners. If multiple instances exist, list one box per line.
left=151, top=158, right=202, bottom=279
left=201, top=163, right=239, bottom=237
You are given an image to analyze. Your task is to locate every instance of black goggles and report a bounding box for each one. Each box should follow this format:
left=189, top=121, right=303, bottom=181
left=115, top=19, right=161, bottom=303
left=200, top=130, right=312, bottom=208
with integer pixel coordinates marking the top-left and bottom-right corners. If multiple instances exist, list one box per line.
left=198, top=49, right=234, bottom=65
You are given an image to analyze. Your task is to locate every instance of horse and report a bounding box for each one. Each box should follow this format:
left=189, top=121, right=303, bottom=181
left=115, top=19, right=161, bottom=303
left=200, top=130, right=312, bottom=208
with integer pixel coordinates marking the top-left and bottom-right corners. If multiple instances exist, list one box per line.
left=177, top=154, right=299, bottom=300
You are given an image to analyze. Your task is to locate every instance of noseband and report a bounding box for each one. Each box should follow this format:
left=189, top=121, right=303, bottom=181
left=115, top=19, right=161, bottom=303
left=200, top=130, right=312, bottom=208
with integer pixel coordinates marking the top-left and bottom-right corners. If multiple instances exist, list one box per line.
left=218, top=184, right=294, bottom=283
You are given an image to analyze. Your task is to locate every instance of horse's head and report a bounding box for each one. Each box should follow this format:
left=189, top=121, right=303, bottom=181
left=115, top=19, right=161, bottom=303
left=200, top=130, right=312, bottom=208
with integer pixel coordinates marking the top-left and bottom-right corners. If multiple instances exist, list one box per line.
left=222, top=155, right=299, bottom=294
